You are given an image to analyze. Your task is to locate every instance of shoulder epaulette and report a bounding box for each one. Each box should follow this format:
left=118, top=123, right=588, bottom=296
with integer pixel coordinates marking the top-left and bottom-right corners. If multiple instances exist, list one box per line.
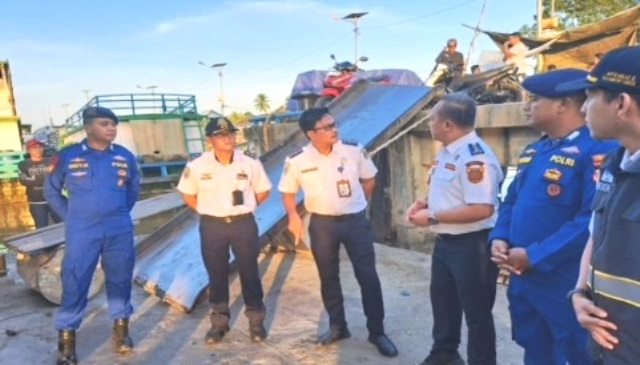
left=288, top=148, right=303, bottom=159
left=467, top=142, right=485, bottom=156
left=342, top=139, right=359, bottom=147
left=243, top=150, right=257, bottom=159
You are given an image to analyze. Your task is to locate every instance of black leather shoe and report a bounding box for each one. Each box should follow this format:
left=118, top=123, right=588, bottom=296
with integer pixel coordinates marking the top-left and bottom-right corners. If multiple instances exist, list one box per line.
left=368, top=333, right=399, bottom=358
left=57, top=330, right=78, bottom=365
left=205, top=325, right=230, bottom=344
left=317, top=326, right=351, bottom=345
left=249, top=324, right=267, bottom=342
left=419, top=351, right=465, bottom=365
left=112, top=319, right=134, bottom=353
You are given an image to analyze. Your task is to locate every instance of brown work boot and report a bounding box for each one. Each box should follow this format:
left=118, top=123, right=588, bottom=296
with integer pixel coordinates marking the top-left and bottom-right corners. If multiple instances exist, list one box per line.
left=205, top=312, right=230, bottom=344
left=112, top=318, right=134, bottom=353
left=56, top=330, right=78, bottom=365
left=246, top=307, right=267, bottom=342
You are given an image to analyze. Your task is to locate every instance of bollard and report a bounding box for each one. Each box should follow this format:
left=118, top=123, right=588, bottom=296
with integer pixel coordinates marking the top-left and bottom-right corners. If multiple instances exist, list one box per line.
left=0, top=254, right=7, bottom=277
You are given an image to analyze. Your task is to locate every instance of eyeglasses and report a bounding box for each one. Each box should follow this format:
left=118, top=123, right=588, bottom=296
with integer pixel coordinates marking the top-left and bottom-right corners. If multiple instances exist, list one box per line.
left=313, top=122, right=337, bottom=132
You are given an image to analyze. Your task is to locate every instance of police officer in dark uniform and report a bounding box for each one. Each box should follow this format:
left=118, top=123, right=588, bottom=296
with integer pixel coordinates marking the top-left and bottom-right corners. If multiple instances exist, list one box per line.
left=45, top=107, right=140, bottom=365
left=490, top=69, right=618, bottom=365
left=177, top=117, right=272, bottom=344
left=560, top=46, right=640, bottom=365
left=278, top=107, right=398, bottom=358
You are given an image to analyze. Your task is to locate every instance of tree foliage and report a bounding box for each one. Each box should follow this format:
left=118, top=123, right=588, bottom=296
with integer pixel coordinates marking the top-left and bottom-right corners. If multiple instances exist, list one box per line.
left=254, top=93, right=270, bottom=114
left=227, top=111, right=254, bottom=126
left=520, top=0, right=636, bottom=37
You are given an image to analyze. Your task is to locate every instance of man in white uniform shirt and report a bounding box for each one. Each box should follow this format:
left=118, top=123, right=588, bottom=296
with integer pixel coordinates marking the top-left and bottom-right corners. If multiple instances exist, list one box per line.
left=278, top=107, right=398, bottom=358
left=177, top=117, right=272, bottom=344
left=407, top=93, right=503, bottom=365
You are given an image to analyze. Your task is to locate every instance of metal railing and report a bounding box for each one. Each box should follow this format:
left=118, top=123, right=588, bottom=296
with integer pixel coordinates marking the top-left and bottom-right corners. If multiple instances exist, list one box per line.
left=65, top=93, right=199, bottom=127
left=0, top=151, right=25, bottom=180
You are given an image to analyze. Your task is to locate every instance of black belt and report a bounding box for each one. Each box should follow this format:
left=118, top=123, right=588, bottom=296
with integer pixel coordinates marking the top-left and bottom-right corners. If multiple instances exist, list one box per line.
left=437, top=228, right=490, bottom=241
left=202, top=213, right=253, bottom=224
left=312, top=210, right=366, bottom=222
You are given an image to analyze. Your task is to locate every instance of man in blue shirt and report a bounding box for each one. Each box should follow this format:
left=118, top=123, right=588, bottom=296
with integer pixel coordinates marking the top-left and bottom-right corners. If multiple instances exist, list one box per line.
left=45, top=106, right=140, bottom=365
left=489, top=69, right=617, bottom=365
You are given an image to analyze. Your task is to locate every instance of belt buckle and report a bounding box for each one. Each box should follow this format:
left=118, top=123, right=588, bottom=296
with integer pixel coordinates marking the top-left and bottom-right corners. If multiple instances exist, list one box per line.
left=224, top=217, right=232, bottom=223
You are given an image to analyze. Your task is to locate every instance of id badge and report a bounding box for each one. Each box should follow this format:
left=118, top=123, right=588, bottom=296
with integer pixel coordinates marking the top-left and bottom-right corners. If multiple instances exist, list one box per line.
left=336, top=180, right=352, bottom=198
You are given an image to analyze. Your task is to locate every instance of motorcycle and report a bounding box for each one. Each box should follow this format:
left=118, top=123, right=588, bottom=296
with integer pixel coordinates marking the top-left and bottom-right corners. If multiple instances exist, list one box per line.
left=315, top=54, right=387, bottom=107
left=429, top=63, right=523, bottom=105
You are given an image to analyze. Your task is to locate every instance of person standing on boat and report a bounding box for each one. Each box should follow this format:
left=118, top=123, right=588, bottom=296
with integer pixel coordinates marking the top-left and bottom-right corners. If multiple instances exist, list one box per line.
left=177, top=116, right=272, bottom=344
left=44, top=106, right=140, bottom=365
left=18, top=139, right=62, bottom=228
left=406, top=93, right=503, bottom=365
left=278, top=107, right=399, bottom=358
left=489, top=69, right=618, bottom=365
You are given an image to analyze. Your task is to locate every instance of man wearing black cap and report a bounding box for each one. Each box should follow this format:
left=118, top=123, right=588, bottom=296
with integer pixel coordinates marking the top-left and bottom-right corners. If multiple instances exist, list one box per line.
left=426, top=38, right=465, bottom=87
left=19, top=139, right=61, bottom=228
left=489, top=69, right=618, bottom=365
left=278, top=107, right=398, bottom=358
left=45, top=106, right=140, bottom=365
left=177, top=116, right=272, bottom=344
left=559, top=46, right=640, bottom=365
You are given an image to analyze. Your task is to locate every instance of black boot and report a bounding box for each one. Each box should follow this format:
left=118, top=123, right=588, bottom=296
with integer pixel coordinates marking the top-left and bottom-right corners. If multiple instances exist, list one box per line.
left=112, top=318, right=134, bottom=353
left=56, top=330, right=78, bottom=365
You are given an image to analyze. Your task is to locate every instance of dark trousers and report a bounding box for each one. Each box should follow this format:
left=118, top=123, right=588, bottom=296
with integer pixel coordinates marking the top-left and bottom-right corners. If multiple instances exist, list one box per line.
left=430, top=229, right=498, bottom=365
left=199, top=215, right=264, bottom=316
left=308, top=211, right=385, bottom=336
left=29, top=203, right=62, bottom=229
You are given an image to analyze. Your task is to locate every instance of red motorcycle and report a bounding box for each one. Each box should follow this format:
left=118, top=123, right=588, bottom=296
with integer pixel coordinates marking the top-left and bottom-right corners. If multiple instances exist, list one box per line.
left=315, top=54, right=370, bottom=107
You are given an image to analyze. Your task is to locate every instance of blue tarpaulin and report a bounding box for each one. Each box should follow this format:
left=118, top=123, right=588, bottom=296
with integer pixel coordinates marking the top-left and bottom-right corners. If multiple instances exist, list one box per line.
left=288, top=69, right=424, bottom=111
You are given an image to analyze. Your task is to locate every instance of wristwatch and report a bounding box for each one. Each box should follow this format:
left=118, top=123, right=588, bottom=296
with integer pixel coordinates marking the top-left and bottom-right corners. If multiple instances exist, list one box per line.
left=566, top=287, right=592, bottom=304
left=428, top=211, right=440, bottom=226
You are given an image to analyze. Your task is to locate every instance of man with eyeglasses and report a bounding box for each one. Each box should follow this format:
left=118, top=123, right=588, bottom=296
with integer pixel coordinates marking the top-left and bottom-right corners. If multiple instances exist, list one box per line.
left=177, top=117, right=272, bottom=344
left=489, top=69, right=617, bottom=365
left=278, top=107, right=398, bottom=358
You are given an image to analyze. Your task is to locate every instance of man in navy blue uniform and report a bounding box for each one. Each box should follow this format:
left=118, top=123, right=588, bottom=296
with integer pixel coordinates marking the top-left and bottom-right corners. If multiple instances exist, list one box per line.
left=489, top=69, right=617, bottom=365
left=45, top=106, right=140, bottom=365
left=561, top=46, right=640, bottom=365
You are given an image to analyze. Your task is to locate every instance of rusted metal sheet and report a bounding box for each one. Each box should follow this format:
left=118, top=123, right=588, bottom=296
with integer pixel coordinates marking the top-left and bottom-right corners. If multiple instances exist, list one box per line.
left=134, top=80, right=434, bottom=311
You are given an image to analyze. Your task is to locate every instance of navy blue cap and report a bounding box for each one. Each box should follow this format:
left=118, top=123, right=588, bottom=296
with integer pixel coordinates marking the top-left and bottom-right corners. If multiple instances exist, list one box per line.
left=556, top=46, right=640, bottom=95
left=82, top=106, right=118, bottom=125
left=521, top=68, right=589, bottom=98
left=205, top=117, right=238, bottom=136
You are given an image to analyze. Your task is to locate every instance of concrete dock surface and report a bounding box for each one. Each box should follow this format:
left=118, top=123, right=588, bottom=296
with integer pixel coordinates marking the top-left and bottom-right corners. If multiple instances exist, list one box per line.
left=0, top=244, right=522, bottom=364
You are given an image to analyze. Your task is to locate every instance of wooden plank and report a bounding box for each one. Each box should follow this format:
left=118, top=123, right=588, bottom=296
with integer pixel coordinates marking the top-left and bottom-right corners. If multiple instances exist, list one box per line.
left=4, top=191, right=185, bottom=254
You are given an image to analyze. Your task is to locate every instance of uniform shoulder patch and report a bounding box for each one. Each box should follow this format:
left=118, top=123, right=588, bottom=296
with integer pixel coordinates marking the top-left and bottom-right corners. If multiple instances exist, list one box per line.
left=342, top=139, right=359, bottom=147
left=288, top=148, right=303, bottom=159
left=465, top=161, right=485, bottom=184
left=468, top=142, right=485, bottom=156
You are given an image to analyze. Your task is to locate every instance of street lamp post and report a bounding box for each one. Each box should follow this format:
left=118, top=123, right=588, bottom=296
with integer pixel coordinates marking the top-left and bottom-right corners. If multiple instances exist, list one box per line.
left=81, top=89, right=92, bottom=103
left=339, top=12, right=368, bottom=63
left=199, top=61, right=227, bottom=115
left=137, top=84, right=158, bottom=113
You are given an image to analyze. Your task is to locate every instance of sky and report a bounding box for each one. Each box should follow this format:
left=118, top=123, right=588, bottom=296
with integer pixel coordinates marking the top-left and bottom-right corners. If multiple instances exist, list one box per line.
left=2, top=0, right=537, bottom=129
